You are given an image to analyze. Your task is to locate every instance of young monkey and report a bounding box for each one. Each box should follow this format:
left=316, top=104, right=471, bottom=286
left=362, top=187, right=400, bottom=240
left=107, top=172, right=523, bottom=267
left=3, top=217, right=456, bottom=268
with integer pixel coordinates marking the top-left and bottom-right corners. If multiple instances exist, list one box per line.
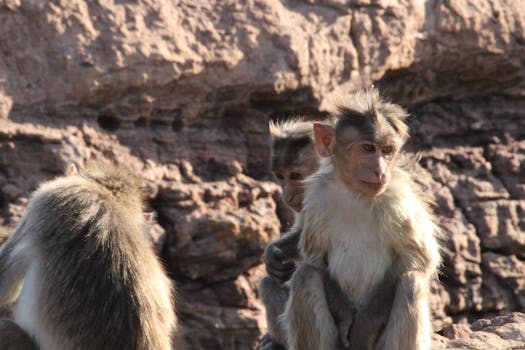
left=283, top=89, right=441, bottom=350
left=0, top=161, right=176, bottom=350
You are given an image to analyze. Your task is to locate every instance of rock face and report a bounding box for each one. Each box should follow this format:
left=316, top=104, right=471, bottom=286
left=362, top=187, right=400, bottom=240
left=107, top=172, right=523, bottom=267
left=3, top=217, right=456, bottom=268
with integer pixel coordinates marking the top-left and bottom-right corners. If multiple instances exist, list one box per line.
left=434, top=312, right=525, bottom=349
left=0, top=0, right=524, bottom=348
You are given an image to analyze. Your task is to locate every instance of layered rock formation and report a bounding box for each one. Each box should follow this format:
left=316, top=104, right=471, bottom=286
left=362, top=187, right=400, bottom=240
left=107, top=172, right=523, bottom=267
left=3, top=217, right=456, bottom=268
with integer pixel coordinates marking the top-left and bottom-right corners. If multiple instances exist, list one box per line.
left=1, top=0, right=524, bottom=348
left=434, top=312, right=525, bottom=349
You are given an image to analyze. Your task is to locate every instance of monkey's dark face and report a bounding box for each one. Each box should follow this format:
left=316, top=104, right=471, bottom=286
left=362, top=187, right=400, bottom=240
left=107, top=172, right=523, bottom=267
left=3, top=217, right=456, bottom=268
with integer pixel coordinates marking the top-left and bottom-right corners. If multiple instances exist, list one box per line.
left=273, top=138, right=320, bottom=212
left=335, top=139, right=398, bottom=197
left=274, top=159, right=318, bottom=212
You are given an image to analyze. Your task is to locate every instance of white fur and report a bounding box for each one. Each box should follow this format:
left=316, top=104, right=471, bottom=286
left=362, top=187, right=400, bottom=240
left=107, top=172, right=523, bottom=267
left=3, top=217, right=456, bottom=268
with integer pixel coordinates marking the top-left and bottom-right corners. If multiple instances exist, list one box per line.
left=300, top=161, right=395, bottom=304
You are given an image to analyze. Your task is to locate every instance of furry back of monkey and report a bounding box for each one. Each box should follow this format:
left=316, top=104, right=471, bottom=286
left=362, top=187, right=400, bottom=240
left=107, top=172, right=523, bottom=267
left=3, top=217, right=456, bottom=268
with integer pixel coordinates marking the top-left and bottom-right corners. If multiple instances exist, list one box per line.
left=0, top=162, right=176, bottom=350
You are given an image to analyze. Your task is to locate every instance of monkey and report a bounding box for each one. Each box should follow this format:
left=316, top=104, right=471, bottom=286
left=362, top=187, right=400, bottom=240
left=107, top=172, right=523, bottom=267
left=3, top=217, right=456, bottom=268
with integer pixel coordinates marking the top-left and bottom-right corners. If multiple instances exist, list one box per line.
left=282, top=88, right=441, bottom=350
left=0, top=161, right=176, bottom=350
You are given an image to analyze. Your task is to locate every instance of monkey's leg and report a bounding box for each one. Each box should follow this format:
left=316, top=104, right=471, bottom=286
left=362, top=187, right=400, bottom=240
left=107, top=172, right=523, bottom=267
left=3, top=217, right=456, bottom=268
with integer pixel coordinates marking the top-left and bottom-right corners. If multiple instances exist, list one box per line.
left=0, top=232, right=30, bottom=307
left=259, top=276, right=288, bottom=349
left=283, top=264, right=339, bottom=350
left=375, top=271, right=431, bottom=350
left=321, top=268, right=356, bottom=348
left=348, top=261, right=397, bottom=350
left=0, top=319, right=37, bottom=350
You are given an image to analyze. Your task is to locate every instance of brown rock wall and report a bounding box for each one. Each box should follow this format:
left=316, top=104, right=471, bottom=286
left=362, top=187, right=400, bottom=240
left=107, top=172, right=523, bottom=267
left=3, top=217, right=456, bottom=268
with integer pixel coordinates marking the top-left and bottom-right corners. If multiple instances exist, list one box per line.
left=0, top=0, right=524, bottom=348
left=436, top=312, right=525, bottom=349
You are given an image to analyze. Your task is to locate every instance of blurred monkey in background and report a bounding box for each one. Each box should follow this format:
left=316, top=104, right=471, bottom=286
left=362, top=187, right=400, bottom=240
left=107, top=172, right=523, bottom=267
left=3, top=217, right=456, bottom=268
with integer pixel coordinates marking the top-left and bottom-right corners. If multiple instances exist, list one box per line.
left=259, top=119, right=323, bottom=349
left=0, top=161, right=176, bottom=350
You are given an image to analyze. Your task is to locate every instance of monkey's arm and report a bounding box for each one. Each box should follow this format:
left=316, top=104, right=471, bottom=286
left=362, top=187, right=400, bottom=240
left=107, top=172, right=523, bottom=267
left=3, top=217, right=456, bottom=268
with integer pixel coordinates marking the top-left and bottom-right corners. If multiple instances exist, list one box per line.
left=264, top=226, right=301, bottom=284
left=374, top=270, right=430, bottom=350
left=374, top=215, right=440, bottom=350
left=0, top=230, right=30, bottom=307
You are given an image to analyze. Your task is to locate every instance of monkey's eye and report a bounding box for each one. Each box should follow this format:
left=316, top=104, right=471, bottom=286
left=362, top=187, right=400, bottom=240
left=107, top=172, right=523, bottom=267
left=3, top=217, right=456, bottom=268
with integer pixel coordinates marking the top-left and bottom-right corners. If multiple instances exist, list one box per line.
left=274, top=172, right=285, bottom=180
left=382, top=145, right=394, bottom=155
left=361, top=144, right=376, bottom=153
left=289, top=172, right=303, bottom=181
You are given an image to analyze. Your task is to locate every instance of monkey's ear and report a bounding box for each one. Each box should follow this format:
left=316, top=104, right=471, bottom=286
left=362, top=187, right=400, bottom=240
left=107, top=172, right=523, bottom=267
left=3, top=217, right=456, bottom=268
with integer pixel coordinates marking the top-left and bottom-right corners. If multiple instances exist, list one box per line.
left=313, top=122, right=336, bottom=158
left=143, top=212, right=155, bottom=222
left=67, top=164, right=79, bottom=176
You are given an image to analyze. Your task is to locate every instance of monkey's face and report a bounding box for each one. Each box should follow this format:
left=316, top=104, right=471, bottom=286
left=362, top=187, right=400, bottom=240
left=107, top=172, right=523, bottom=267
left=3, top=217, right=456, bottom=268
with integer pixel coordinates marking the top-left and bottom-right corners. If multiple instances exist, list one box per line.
left=272, top=139, right=320, bottom=213
left=313, top=121, right=401, bottom=198
left=335, top=139, right=398, bottom=197
left=274, top=160, right=318, bottom=212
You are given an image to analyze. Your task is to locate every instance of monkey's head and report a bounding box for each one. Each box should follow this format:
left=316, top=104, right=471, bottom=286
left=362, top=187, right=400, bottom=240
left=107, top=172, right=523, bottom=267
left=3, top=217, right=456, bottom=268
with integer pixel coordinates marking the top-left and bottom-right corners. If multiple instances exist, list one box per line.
left=313, top=89, right=409, bottom=198
left=270, top=119, right=321, bottom=212
left=73, top=160, right=145, bottom=214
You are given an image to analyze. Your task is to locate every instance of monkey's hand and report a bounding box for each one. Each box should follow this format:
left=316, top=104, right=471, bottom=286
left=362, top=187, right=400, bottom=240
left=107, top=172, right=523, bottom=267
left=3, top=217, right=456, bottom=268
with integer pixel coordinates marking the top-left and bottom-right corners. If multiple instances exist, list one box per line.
left=264, top=242, right=296, bottom=284
left=259, top=333, right=285, bottom=350
left=338, top=312, right=354, bottom=349
left=347, top=309, right=386, bottom=350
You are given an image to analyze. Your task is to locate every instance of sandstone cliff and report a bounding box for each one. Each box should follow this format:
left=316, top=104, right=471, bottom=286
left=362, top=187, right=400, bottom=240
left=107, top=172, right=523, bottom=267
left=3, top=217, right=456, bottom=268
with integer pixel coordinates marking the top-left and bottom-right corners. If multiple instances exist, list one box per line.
left=0, top=0, right=524, bottom=348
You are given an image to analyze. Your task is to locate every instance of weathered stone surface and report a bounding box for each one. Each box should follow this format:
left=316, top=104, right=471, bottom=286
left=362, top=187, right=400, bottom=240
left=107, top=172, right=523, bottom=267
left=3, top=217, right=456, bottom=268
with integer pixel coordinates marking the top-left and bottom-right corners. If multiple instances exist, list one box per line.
left=161, top=177, right=280, bottom=282
left=174, top=265, right=267, bottom=349
left=435, top=312, right=525, bottom=349
left=482, top=253, right=525, bottom=312
left=440, top=323, right=472, bottom=340
left=0, top=0, right=524, bottom=348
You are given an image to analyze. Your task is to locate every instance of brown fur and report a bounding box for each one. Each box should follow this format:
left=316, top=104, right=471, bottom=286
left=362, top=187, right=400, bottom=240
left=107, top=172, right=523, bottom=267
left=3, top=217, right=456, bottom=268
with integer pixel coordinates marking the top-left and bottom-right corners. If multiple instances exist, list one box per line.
left=0, top=319, right=37, bottom=350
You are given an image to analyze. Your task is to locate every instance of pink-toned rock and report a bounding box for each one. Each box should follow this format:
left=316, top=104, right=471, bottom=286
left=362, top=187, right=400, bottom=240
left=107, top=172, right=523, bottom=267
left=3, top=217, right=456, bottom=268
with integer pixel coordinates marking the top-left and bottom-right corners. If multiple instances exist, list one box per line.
left=0, top=0, right=524, bottom=348
left=482, top=253, right=525, bottom=312
left=436, top=313, right=525, bottom=349
left=487, top=141, right=525, bottom=199
left=441, top=323, right=473, bottom=340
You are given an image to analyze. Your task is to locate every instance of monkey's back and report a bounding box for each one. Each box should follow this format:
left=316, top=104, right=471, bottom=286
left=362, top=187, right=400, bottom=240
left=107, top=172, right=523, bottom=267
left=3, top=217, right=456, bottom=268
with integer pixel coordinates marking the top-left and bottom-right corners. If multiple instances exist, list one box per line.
left=15, top=167, right=175, bottom=350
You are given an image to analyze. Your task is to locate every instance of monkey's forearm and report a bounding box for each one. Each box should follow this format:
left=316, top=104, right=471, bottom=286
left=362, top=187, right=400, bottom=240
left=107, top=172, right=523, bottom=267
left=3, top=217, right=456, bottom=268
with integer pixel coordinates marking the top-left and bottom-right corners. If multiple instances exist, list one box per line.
left=374, top=270, right=431, bottom=350
left=0, top=235, right=29, bottom=307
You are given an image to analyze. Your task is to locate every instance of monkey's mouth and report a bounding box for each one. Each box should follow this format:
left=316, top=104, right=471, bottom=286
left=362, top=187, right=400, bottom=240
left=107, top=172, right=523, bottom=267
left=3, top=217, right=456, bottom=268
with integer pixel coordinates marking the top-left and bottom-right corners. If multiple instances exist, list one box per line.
left=360, top=180, right=383, bottom=188
left=359, top=180, right=385, bottom=194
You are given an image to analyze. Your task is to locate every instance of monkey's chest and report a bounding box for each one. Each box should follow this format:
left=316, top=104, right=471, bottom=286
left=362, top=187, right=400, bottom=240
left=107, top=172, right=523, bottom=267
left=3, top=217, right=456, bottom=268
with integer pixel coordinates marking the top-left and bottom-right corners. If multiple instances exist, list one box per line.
left=326, top=226, right=393, bottom=305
